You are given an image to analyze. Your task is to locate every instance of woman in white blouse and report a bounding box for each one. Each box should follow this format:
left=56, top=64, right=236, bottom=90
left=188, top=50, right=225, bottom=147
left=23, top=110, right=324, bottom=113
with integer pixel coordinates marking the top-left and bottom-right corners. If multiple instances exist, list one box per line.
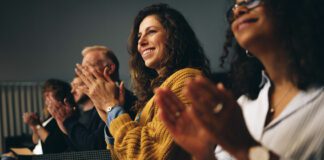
left=155, top=0, right=324, bottom=159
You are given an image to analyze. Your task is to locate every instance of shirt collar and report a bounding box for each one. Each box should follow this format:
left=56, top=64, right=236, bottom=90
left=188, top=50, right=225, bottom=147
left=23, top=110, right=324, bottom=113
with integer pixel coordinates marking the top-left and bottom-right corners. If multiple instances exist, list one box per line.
left=259, top=70, right=270, bottom=88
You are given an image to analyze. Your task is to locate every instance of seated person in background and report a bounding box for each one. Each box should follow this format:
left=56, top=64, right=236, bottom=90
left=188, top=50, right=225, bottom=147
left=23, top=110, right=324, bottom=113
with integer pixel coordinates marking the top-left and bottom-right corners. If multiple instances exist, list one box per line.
left=75, top=3, right=211, bottom=159
left=47, top=46, right=136, bottom=151
left=70, top=77, right=102, bottom=132
left=49, top=76, right=106, bottom=151
left=155, top=0, right=324, bottom=159
left=24, top=79, right=71, bottom=154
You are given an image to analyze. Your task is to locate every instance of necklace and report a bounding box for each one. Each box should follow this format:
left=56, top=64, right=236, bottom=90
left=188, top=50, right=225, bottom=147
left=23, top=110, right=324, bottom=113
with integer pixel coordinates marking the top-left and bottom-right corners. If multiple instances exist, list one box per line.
left=270, top=86, right=294, bottom=114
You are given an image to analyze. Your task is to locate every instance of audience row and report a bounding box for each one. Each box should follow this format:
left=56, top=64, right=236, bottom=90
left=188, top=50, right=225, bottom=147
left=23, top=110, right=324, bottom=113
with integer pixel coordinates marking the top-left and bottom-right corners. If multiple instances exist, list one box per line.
left=2, top=0, right=324, bottom=159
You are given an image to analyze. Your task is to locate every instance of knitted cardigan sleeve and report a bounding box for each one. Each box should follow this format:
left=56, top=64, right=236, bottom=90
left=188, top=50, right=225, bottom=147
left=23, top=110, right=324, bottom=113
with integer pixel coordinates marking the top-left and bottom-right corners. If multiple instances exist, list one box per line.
left=109, top=68, right=202, bottom=159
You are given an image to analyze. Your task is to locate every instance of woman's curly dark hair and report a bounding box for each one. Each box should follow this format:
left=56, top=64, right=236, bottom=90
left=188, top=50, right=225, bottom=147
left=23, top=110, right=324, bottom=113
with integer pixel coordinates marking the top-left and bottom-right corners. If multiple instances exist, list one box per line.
left=221, top=0, right=324, bottom=99
left=128, top=3, right=211, bottom=111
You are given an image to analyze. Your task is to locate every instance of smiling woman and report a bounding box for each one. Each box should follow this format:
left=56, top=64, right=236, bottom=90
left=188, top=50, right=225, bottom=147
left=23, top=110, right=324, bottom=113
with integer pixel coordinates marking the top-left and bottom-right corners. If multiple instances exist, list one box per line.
left=128, top=4, right=211, bottom=113
left=154, top=0, right=324, bottom=159
left=137, top=15, right=167, bottom=71
left=103, top=3, right=212, bottom=159
left=73, top=3, right=211, bottom=160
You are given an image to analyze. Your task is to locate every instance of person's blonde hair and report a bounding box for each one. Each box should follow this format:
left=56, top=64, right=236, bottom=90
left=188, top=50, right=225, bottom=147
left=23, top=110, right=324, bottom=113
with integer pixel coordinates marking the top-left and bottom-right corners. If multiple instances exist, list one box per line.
left=81, top=45, right=111, bottom=57
left=81, top=45, right=120, bottom=81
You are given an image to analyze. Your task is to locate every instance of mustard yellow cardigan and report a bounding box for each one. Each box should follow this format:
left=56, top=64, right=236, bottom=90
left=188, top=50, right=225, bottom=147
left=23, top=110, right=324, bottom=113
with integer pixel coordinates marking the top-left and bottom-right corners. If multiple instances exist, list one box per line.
left=109, top=68, right=202, bottom=160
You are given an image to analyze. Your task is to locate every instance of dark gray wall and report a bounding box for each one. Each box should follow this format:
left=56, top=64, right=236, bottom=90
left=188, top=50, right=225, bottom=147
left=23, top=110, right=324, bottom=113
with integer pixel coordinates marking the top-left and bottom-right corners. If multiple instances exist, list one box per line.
left=0, top=0, right=230, bottom=86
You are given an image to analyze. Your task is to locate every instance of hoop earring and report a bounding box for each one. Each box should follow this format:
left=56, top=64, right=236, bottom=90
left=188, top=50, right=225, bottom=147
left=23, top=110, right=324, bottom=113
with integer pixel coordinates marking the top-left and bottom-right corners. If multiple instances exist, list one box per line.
left=245, top=50, right=253, bottom=57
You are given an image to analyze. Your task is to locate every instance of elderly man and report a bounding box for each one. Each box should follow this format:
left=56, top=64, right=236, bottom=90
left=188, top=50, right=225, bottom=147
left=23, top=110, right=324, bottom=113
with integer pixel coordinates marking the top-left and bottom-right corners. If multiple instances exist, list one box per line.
left=48, top=45, right=136, bottom=151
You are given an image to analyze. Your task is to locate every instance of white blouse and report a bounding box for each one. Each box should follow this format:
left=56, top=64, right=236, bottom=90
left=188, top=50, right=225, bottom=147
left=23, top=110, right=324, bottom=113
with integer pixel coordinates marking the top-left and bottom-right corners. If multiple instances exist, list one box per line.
left=216, top=72, right=324, bottom=159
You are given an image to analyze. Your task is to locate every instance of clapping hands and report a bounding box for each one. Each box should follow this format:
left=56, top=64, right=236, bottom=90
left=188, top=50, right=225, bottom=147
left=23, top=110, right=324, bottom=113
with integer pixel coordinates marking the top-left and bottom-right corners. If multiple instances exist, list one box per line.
left=155, top=75, right=258, bottom=160
left=74, top=64, right=125, bottom=121
left=46, top=96, right=74, bottom=134
left=23, top=112, right=41, bottom=127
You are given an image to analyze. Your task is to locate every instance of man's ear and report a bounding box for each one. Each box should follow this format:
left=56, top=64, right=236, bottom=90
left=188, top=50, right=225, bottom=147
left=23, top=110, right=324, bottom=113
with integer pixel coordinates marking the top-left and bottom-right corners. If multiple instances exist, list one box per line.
left=103, top=64, right=116, bottom=77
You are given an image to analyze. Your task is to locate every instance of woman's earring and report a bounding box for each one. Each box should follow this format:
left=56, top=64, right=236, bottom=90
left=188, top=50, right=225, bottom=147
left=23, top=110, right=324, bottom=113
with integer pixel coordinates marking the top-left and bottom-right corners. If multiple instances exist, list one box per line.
left=245, top=50, right=253, bottom=57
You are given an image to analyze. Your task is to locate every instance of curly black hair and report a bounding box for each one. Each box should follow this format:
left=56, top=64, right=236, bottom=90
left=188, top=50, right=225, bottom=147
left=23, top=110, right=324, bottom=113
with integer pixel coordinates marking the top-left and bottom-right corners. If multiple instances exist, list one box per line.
left=221, top=0, right=324, bottom=99
left=128, top=3, right=211, bottom=111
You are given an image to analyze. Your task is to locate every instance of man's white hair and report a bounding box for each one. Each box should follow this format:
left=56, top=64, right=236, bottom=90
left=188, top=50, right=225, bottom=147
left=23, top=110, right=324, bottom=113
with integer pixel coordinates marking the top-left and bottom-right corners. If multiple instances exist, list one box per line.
left=81, top=45, right=111, bottom=57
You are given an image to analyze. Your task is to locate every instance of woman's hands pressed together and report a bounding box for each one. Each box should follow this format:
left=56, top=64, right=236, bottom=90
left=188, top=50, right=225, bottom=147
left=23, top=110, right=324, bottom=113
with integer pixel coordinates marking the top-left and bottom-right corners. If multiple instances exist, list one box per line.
left=155, top=87, right=217, bottom=160
left=156, top=75, right=259, bottom=160
left=184, top=76, right=259, bottom=159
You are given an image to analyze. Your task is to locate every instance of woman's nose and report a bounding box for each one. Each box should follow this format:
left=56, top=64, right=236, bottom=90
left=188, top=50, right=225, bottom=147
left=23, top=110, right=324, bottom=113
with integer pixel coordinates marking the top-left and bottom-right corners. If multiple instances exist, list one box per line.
left=233, top=5, right=249, bottom=20
left=138, top=36, right=148, bottom=47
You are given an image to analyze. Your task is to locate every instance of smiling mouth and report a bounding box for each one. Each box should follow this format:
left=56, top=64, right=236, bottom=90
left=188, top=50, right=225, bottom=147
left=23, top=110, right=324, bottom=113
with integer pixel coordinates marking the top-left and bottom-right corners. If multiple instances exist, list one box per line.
left=237, top=18, right=258, bottom=31
left=142, top=48, right=155, bottom=59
